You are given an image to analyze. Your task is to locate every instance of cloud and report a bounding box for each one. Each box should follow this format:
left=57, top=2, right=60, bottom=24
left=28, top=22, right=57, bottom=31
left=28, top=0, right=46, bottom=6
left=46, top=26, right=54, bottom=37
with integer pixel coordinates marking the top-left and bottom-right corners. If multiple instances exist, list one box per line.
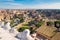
left=0, top=2, right=60, bottom=9
left=7, top=2, right=23, bottom=6
left=4, top=0, right=14, bottom=1
left=0, top=0, right=14, bottom=2
left=28, top=3, right=60, bottom=9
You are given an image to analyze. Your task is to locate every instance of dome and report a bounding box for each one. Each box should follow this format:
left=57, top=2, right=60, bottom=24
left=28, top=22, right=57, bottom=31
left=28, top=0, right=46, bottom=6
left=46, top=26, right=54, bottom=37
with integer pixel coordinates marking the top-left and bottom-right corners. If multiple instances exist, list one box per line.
left=16, top=29, right=35, bottom=40
left=23, top=29, right=30, bottom=35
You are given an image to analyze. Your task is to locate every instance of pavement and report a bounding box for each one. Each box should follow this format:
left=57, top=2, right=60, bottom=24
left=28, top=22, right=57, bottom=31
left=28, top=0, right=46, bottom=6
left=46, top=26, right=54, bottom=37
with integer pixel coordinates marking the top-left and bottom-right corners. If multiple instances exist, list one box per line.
left=0, top=27, right=19, bottom=40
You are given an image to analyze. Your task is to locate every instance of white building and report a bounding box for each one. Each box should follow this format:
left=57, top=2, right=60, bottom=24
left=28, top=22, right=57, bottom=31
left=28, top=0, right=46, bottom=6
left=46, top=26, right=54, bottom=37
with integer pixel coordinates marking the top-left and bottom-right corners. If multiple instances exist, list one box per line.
left=0, top=21, right=35, bottom=40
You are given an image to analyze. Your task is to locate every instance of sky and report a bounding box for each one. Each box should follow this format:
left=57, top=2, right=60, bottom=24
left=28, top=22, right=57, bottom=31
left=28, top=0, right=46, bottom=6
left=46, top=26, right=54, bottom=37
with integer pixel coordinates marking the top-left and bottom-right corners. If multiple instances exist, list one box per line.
left=0, top=0, right=60, bottom=9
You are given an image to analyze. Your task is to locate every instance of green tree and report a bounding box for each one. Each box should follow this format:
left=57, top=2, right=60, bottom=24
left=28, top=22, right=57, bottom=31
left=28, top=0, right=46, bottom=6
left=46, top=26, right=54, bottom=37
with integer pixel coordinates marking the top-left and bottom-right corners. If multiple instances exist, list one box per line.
left=10, top=20, right=14, bottom=26
left=47, top=21, right=54, bottom=26
left=19, top=17, right=24, bottom=23
left=54, top=20, right=60, bottom=32
left=35, top=21, right=43, bottom=28
left=18, top=26, right=30, bottom=32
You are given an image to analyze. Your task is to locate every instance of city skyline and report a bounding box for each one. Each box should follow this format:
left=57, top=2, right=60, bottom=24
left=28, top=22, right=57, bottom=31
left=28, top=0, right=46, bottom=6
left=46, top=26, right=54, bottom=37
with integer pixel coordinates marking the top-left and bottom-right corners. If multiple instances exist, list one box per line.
left=0, top=0, right=60, bottom=9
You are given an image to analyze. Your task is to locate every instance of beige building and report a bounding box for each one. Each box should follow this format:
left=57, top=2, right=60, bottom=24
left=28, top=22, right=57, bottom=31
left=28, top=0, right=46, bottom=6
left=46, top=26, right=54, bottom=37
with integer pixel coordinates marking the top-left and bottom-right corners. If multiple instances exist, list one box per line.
left=36, top=24, right=60, bottom=40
